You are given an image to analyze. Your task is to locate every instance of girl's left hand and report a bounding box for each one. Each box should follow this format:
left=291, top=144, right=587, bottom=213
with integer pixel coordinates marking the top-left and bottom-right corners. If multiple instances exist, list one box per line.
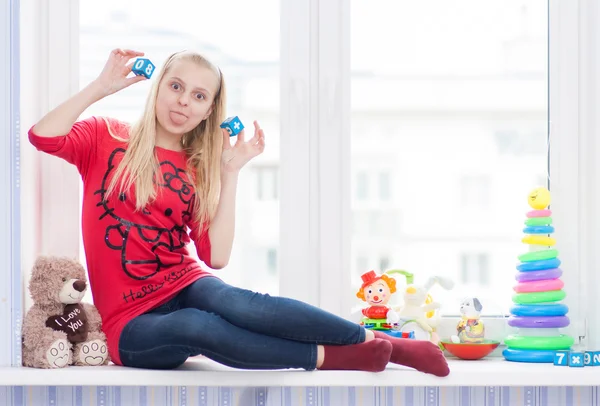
left=221, top=120, right=266, bottom=173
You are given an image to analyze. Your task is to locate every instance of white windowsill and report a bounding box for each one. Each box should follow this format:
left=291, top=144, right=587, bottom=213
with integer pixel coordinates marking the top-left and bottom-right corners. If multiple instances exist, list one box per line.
left=3, top=357, right=598, bottom=387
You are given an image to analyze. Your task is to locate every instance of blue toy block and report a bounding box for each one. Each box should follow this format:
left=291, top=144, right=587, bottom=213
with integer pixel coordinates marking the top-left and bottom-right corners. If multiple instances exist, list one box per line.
left=584, top=352, right=592, bottom=366
left=554, top=351, right=569, bottom=366
left=132, top=58, right=155, bottom=79
left=220, top=116, right=244, bottom=137
left=585, top=351, right=600, bottom=366
left=569, top=352, right=584, bottom=367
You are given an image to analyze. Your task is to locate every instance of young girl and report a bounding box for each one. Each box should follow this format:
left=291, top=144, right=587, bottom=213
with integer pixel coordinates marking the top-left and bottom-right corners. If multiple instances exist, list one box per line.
left=29, top=48, right=449, bottom=376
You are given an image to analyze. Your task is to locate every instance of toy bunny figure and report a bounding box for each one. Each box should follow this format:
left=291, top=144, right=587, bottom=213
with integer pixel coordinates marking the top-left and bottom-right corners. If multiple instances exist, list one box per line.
left=452, top=297, right=485, bottom=343
left=396, top=276, right=454, bottom=334
left=356, top=270, right=400, bottom=326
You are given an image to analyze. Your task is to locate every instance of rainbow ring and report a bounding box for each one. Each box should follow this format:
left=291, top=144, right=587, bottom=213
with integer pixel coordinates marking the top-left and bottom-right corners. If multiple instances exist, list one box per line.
left=518, top=249, right=558, bottom=262
left=513, top=290, right=566, bottom=304
left=509, top=304, right=569, bottom=317
left=526, top=209, right=552, bottom=218
left=513, top=279, right=564, bottom=293
left=517, top=258, right=561, bottom=271
left=503, top=348, right=556, bottom=363
left=515, top=268, right=562, bottom=282
left=525, top=217, right=553, bottom=226
left=508, top=315, right=570, bottom=328
left=523, top=226, right=555, bottom=234
left=504, top=334, right=574, bottom=350
left=522, top=235, right=556, bottom=246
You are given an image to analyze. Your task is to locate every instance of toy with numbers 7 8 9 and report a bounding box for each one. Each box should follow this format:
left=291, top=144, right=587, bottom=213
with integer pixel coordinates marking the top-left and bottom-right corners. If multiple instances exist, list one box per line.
left=553, top=350, right=600, bottom=367
left=131, top=58, right=155, bottom=79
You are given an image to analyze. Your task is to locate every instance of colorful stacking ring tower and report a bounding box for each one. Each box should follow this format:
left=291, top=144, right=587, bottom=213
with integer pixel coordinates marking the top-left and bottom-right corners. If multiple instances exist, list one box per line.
left=502, top=187, right=575, bottom=363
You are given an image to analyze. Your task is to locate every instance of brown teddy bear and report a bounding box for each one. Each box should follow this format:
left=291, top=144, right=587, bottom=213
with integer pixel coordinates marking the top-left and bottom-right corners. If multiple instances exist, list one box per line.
left=22, top=256, right=110, bottom=368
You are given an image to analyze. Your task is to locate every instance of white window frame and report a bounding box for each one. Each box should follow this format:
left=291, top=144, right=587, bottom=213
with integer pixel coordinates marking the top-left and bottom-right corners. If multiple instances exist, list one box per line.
left=18, top=0, right=599, bottom=360
left=280, top=0, right=351, bottom=316
left=573, top=0, right=600, bottom=350
left=20, top=0, right=81, bottom=315
left=281, top=0, right=592, bottom=348
left=432, top=0, right=600, bottom=344
left=1, top=0, right=22, bottom=367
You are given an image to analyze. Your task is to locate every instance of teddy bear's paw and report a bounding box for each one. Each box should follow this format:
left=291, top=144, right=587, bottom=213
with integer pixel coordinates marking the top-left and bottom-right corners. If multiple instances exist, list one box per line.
left=78, top=339, right=108, bottom=366
left=46, top=339, right=70, bottom=368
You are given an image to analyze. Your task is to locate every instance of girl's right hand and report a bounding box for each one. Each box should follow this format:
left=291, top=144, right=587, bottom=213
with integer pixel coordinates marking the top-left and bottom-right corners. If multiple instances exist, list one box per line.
left=93, top=48, right=148, bottom=97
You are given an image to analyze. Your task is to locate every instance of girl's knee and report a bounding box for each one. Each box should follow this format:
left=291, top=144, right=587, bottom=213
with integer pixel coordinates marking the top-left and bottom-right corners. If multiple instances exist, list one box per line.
left=119, top=346, right=189, bottom=370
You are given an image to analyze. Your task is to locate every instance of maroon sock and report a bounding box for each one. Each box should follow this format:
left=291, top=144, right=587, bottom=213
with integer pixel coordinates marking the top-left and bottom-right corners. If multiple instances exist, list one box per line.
left=320, top=339, right=392, bottom=372
left=373, top=331, right=450, bottom=377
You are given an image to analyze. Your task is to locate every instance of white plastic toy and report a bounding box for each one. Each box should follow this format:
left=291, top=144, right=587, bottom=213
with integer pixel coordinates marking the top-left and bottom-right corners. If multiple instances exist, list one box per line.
left=388, top=270, right=454, bottom=342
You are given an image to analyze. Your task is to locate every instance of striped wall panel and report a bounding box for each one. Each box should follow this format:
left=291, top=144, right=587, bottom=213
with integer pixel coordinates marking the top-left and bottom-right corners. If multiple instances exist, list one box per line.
left=0, top=386, right=597, bottom=406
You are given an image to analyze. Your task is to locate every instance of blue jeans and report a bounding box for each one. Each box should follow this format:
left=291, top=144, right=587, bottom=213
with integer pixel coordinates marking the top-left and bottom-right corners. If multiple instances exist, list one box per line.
left=119, top=276, right=366, bottom=370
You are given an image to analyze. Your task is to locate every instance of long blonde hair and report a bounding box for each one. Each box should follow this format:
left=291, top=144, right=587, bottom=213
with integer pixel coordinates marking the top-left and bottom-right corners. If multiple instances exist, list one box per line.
left=105, top=51, right=226, bottom=227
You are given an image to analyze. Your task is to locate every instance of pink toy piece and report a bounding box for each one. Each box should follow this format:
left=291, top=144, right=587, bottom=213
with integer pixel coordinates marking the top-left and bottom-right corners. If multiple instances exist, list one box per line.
left=526, top=209, right=552, bottom=218
left=514, top=278, right=564, bottom=293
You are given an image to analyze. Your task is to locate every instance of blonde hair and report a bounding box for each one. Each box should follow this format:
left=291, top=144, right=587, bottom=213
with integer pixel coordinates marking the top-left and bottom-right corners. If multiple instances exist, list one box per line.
left=105, top=51, right=226, bottom=227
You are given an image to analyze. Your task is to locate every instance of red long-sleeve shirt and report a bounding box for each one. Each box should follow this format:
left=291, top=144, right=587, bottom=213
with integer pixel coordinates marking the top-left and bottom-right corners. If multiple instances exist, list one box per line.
left=29, top=116, right=214, bottom=365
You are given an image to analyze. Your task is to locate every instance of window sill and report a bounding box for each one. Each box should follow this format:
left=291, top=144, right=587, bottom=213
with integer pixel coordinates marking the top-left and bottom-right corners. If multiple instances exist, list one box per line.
left=4, top=358, right=598, bottom=387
